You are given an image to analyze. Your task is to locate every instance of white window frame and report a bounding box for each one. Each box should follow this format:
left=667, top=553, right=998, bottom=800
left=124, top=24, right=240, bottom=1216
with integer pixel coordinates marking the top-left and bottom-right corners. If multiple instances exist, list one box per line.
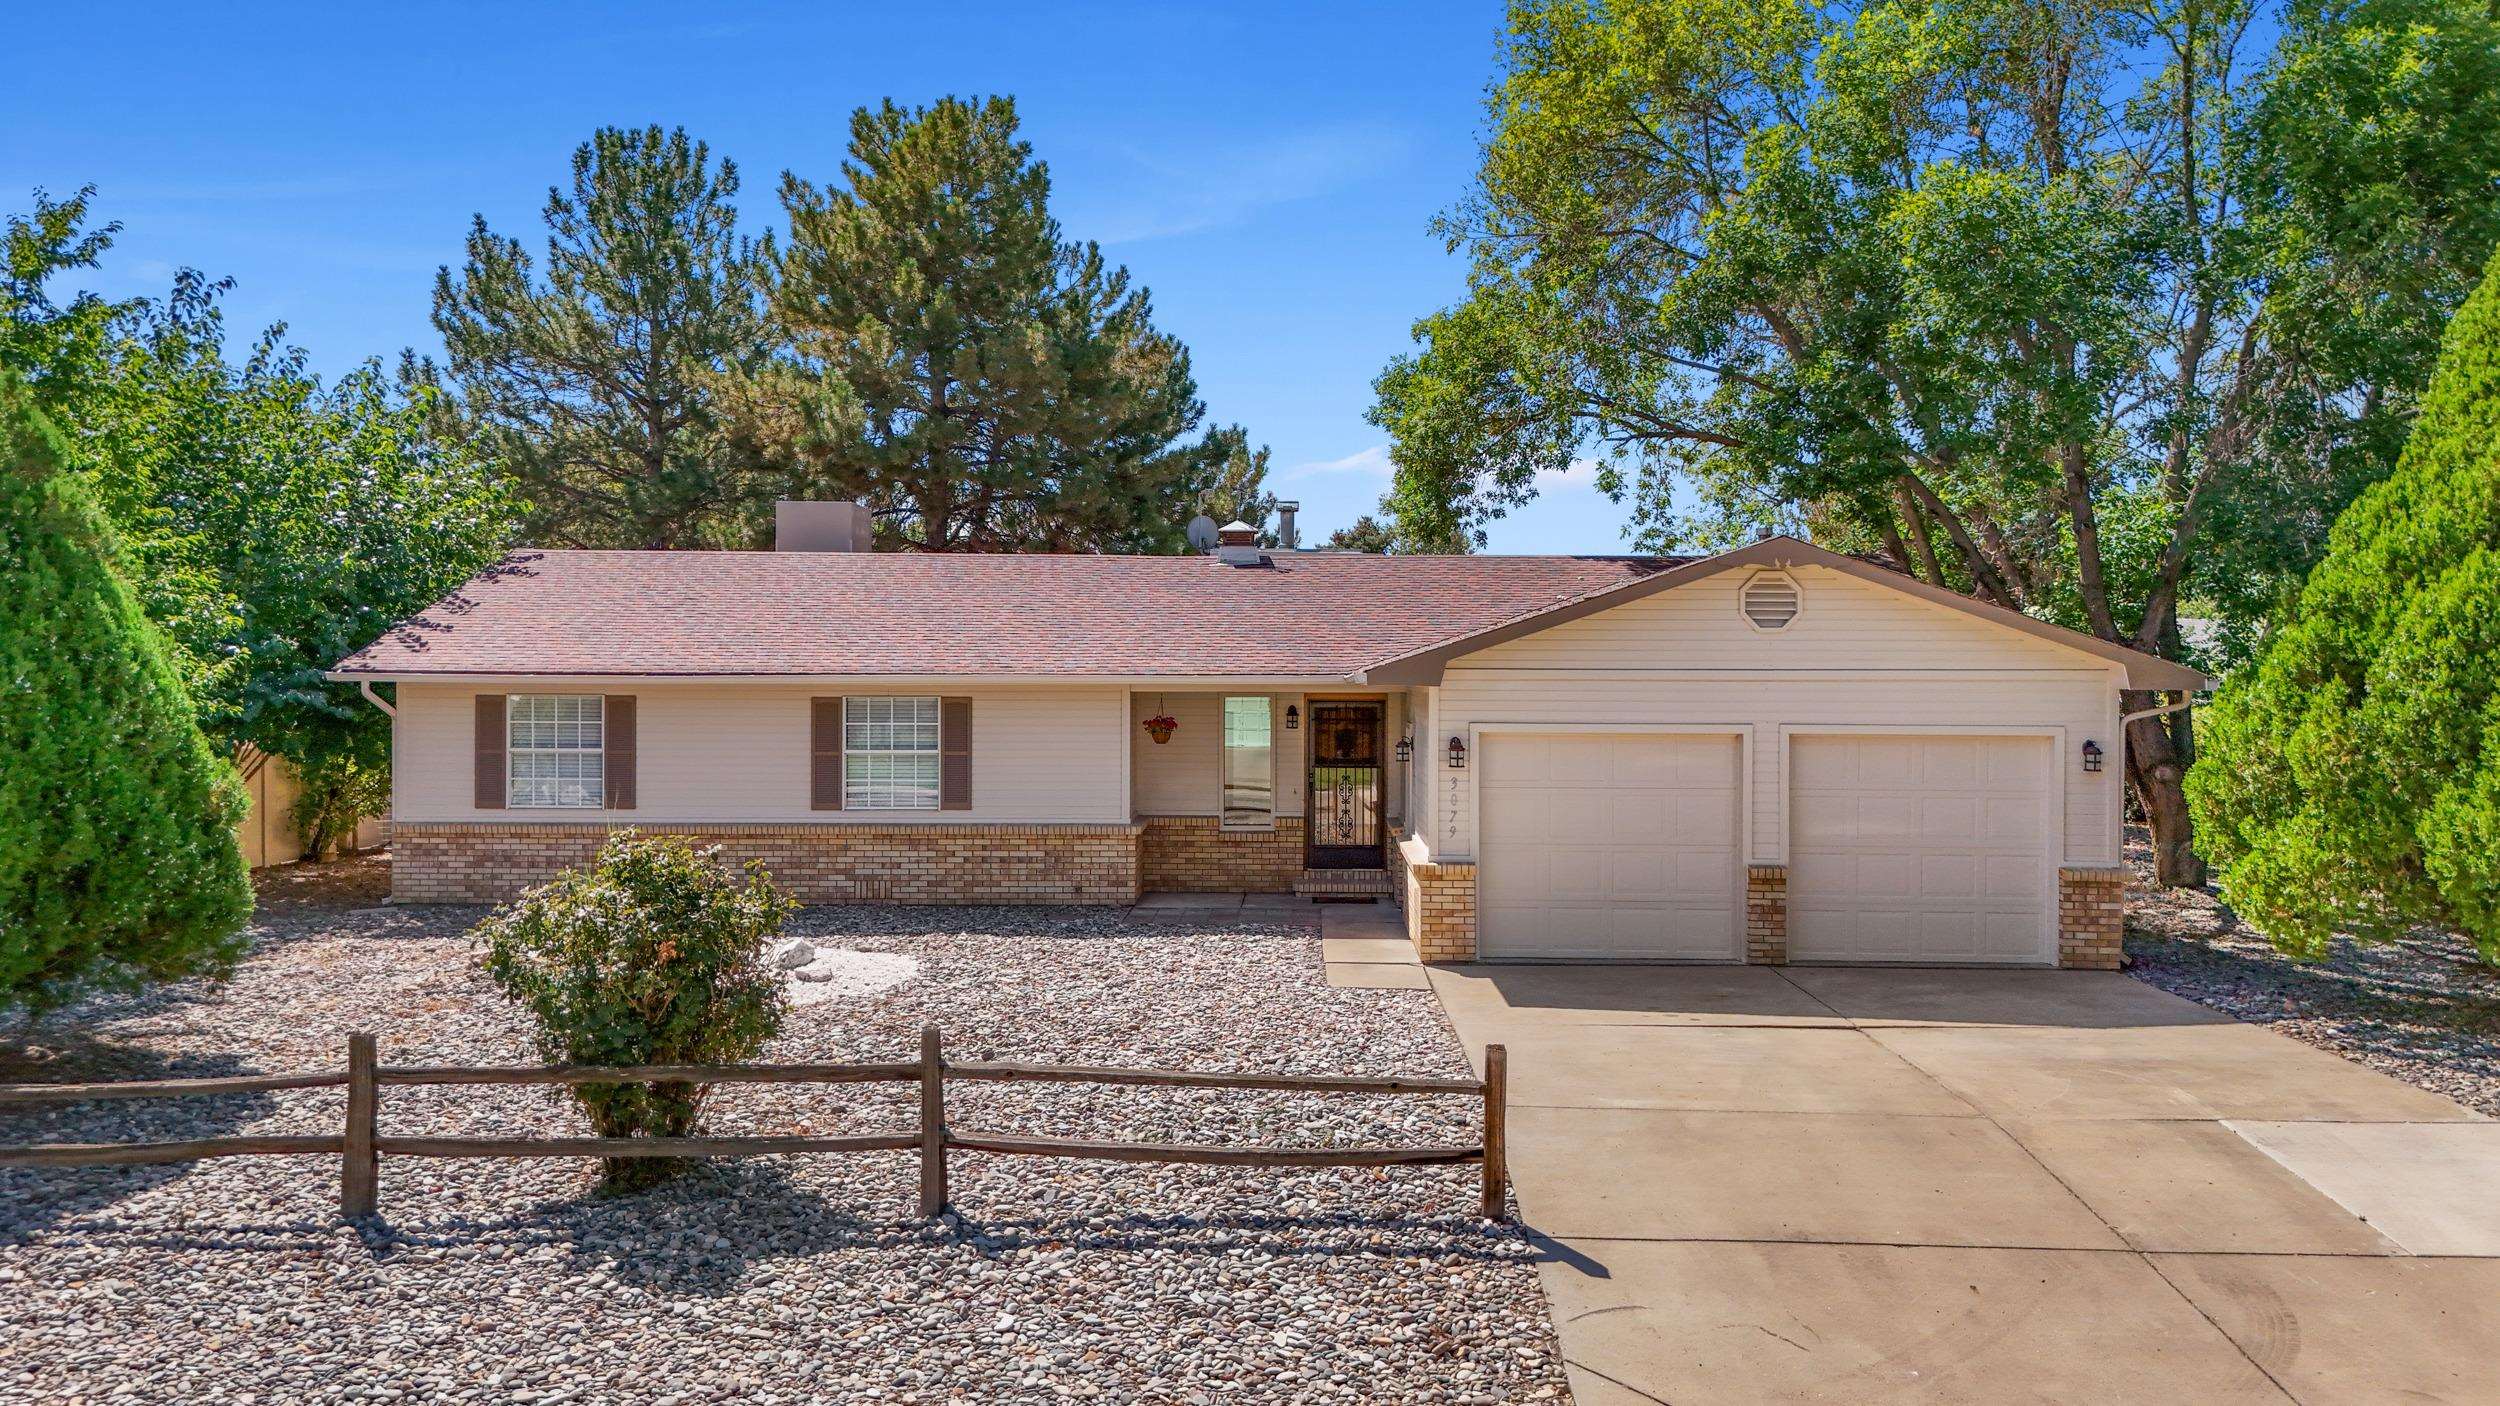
left=844, top=695, right=942, bottom=811
left=507, top=694, right=605, bottom=809
left=1220, top=695, right=1275, bottom=830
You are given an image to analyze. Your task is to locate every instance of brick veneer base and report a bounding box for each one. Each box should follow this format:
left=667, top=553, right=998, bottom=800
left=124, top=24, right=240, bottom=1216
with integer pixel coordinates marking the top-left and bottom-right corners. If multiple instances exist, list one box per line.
left=1745, top=864, right=1789, bottom=964
left=392, top=822, right=1143, bottom=906
left=1138, top=816, right=1307, bottom=893
left=2057, top=865, right=2129, bottom=969
left=1398, top=837, right=1477, bottom=963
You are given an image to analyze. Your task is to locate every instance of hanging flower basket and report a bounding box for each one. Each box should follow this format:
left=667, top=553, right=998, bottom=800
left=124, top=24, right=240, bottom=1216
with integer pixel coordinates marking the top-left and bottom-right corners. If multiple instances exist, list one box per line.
left=1143, top=714, right=1179, bottom=745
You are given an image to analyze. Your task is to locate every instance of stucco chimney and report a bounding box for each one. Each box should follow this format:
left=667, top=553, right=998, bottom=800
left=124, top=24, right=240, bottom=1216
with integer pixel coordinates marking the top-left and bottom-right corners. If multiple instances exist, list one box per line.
left=776, top=501, right=873, bottom=552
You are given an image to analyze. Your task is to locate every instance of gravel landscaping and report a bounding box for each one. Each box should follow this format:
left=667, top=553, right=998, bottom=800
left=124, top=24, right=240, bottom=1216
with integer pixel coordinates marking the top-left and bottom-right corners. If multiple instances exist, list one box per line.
left=2122, top=831, right=2500, bottom=1116
left=1, top=887, right=1563, bottom=1404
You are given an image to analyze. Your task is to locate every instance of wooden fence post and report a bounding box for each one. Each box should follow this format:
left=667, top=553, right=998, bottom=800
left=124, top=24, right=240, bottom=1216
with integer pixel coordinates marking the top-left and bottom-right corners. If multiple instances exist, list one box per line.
left=918, top=1025, right=948, bottom=1217
left=1480, top=1043, right=1507, bottom=1222
left=342, top=1032, right=378, bottom=1219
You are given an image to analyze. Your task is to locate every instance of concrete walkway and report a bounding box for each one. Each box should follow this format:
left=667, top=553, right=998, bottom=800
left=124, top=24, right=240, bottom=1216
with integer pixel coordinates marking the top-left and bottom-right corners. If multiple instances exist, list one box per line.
left=1427, top=963, right=2500, bottom=1404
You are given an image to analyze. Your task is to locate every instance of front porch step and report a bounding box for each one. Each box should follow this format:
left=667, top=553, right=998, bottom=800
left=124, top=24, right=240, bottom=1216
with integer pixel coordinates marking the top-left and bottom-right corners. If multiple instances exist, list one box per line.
left=1294, top=869, right=1392, bottom=898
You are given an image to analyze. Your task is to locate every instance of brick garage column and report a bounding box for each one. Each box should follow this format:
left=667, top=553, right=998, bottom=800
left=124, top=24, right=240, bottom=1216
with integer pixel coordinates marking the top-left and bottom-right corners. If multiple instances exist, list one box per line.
left=2057, top=865, right=2128, bottom=969
left=1398, top=838, right=1477, bottom=963
left=1745, top=864, right=1788, bottom=965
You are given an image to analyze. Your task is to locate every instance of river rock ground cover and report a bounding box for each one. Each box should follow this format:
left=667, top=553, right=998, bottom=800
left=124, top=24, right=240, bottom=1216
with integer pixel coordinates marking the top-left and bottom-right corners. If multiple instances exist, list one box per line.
left=0, top=879, right=1563, bottom=1405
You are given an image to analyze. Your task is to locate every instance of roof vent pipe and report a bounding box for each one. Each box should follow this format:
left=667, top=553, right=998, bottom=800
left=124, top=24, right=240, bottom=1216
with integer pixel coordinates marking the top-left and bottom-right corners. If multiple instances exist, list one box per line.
left=1276, top=501, right=1300, bottom=550
left=776, top=501, right=873, bottom=552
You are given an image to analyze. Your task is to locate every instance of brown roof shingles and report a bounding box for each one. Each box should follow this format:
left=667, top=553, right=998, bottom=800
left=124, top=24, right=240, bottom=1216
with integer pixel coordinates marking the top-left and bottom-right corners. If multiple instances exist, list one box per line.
left=330, top=549, right=1694, bottom=679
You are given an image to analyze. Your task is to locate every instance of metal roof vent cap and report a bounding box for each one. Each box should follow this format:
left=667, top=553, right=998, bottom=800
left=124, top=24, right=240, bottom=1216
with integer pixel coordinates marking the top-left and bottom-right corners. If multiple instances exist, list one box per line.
left=1216, top=520, right=1269, bottom=567
left=1741, top=570, right=1802, bottom=630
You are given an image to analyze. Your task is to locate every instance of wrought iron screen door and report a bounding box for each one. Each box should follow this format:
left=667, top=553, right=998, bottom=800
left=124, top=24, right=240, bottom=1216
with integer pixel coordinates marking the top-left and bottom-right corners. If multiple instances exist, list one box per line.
left=1306, top=702, right=1384, bottom=869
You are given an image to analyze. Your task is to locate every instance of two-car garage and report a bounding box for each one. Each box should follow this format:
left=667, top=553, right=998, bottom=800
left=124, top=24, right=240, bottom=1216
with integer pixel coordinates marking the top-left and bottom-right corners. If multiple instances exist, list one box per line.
left=1474, top=730, right=2059, bottom=966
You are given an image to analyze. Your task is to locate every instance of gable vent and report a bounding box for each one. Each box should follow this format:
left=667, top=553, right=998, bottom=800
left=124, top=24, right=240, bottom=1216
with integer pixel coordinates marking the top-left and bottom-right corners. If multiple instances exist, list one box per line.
left=1741, top=571, right=1802, bottom=630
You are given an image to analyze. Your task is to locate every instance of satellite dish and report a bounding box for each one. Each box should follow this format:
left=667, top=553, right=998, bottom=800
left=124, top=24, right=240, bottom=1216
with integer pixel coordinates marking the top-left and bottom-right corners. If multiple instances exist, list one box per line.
left=1185, top=515, right=1221, bottom=552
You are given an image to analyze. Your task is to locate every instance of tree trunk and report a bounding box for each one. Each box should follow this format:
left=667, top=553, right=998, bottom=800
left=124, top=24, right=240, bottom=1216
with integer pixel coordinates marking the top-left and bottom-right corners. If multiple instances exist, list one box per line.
left=2124, top=699, right=2206, bottom=888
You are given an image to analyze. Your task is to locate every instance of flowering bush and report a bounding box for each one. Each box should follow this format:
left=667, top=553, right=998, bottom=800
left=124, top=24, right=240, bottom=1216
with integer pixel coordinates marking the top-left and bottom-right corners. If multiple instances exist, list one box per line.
left=476, top=831, right=794, bottom=1193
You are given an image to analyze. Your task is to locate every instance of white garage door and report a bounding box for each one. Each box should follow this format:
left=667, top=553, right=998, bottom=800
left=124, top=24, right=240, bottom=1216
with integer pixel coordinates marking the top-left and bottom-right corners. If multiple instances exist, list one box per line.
left=1788, top=734, right=2055, bottom=965
left=1478, top=733, right=1743, bottom=961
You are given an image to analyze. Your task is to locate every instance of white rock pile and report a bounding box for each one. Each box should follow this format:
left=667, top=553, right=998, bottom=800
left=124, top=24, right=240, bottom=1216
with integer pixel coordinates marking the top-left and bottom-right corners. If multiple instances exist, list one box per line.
left=769, top=939, right=920, bottom=1008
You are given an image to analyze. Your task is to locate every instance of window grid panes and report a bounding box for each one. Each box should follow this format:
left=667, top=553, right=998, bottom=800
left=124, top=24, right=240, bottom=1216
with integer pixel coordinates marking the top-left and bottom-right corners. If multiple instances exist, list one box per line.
left=508, top=695, right=604, bottom=808
left=845, top=696, right=941, bottom=810
left=1221, top=696, right=1274, bottom=828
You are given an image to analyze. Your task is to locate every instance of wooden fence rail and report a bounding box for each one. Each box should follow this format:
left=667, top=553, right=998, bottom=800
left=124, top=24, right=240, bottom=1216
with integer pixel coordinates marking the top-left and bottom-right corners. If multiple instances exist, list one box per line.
left=0, top=1027, right=1510, bottom=1223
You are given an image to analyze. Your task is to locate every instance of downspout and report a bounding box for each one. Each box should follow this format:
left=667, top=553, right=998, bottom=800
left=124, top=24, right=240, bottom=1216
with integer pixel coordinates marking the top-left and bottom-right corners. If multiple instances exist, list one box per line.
left=358, top=680, right=397, bottom=718
left=2121, top=689, right=2197, bottom=727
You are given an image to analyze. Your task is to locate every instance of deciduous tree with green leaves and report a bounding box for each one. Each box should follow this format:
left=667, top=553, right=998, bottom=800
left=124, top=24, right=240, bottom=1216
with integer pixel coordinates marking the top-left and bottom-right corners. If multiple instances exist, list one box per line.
left=0, top=365, right=252, bottom=1022
left=2190, top=251, right=2500, bottom=961
left=1368, top=0, right=2500, bottom=884
left=7, top=193, right=518, bottom=848
left=432, top=125, right=775, bottom=549
left=771, top=96, right=1255, bottom=552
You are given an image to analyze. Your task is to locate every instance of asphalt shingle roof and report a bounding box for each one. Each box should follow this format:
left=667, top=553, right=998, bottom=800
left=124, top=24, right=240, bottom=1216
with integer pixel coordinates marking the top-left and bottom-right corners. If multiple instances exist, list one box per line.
left=330, top=549, right=1696, bottom=679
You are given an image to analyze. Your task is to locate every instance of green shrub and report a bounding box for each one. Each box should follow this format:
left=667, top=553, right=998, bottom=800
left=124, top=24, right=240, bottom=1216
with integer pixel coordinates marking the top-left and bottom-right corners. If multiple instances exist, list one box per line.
left=0, top=365, right=252, bottom=1024
left=2189, top=247, right=2500, bottom=960
left=476, top=831, right=793, bottom=1193
left=287, top=753, right=389, bottom=861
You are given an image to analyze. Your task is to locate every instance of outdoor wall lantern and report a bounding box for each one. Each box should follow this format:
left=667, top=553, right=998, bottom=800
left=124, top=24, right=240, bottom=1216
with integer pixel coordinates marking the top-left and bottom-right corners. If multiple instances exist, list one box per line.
left=1446, top=735, right=1469, bottom=770
left=1395, top=731, right=1414, bottom=763
left=1284, top=704, right=1300, bottom=731
left=2081, top=739, right=2104, bottom=773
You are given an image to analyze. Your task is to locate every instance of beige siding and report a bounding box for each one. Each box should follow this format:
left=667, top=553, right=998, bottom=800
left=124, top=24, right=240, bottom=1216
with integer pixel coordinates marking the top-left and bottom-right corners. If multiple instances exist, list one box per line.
left=395, top=682, right=1128, bottom=824
left=1130, top=691, right=1312, bottom=818
left=1461, top=564, right=2093, bottom=673
left=1129, top=691, right=1413, bottom=830
left=1420, top=566, right=2127, bottom=867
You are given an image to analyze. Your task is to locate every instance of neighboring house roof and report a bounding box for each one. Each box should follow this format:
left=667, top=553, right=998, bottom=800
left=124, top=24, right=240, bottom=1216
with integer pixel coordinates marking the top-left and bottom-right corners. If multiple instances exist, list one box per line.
left=328, top=535, right=2208, bottom=691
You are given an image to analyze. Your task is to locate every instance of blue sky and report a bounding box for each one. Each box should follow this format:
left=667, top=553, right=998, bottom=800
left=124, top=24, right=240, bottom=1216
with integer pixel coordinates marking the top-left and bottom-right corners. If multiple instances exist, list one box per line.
left=3, top=0, right=1630, bottom=552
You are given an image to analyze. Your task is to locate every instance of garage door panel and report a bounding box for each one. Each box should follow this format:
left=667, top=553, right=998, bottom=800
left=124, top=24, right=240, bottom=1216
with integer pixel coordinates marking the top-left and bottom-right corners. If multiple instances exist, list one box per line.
left=1543, top=735, right=1616, bottom=785
left=1608, top=792, right=1675, bottom=844
left=1788, top=735, right=2054, bottom=966
left=1479, top=733, right=1742, bottom=961
left=1983, top=796, right=2045, bottom=841
left=1919, top=854, right=1980, bottom=899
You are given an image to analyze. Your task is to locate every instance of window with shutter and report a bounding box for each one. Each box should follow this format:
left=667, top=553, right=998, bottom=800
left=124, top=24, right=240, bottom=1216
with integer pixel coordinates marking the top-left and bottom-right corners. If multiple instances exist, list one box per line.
left=811, top=697, right=844, bottom=810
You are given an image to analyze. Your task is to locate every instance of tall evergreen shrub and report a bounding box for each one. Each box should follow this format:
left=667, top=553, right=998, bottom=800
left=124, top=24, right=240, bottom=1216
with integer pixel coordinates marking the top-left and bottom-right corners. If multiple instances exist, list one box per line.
left=0, top=366, right=252, bottom=1020
left=2190, top=251, right=2500, bottom=959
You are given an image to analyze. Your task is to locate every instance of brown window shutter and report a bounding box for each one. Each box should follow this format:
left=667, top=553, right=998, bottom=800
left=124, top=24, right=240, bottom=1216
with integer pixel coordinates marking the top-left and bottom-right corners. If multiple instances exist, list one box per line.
left=940, top=696, right=973, bottom=811
left=474, top=694, right=507, bottom=810
left=811, top=697, right=844, bottom=810
left=604, top=695, right=637, bottom=810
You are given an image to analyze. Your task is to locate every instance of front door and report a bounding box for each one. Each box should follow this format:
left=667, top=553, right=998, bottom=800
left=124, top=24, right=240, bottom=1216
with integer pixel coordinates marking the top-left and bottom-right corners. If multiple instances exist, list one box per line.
left=1306, top=701, right=1384, bottom=869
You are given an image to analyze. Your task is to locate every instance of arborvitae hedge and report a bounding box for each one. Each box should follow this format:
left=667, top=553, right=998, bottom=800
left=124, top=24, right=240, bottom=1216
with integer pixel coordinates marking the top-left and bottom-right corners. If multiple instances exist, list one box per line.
left=0, top=367, right=253, bottom=1019
left=2189, top=250, right=2500, bottom=960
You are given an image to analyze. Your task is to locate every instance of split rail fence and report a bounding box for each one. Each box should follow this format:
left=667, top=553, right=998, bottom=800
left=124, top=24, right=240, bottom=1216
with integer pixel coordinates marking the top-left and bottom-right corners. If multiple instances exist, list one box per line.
left=0, top=1027, right=1510, bottom=1222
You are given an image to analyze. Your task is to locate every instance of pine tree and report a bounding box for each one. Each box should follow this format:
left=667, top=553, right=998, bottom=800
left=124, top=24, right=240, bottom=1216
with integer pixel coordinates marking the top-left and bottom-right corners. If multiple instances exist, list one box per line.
left=432, top=126, right=773, bottom=549
left=2190, top=249, right=2500, bottom=960
left=0, top=366, right=252, bottom=1020
left=772, top=96, right=1245, bottom=552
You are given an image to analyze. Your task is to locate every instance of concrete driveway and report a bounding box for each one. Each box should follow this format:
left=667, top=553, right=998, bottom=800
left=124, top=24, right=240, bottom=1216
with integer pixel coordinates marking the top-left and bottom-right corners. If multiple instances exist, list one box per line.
left=1429, top=964, right=2500, bottom=1405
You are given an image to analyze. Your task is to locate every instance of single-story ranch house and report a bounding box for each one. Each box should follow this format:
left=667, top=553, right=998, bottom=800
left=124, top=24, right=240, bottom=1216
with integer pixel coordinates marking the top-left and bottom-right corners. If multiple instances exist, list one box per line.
left=331, top=502, right=2206, bottom=968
